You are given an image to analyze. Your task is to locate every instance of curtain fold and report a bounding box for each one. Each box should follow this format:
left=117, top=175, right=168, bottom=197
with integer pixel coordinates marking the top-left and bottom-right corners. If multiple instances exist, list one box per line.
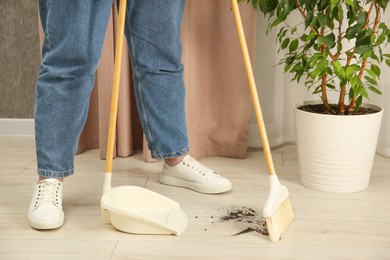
left=77, top=1, right=256, bottom=161
left=77, top=5, right=143, bottom=159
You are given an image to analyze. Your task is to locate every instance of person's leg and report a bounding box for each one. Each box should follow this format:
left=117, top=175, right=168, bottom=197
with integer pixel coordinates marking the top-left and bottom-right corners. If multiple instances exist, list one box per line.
left=29, top=0, right=112, bottom=230
left=35, top=0, right=112, bottom=179
left=123, top=0, right=231, bottom=193
left=123, top=0, right=188, bottom=160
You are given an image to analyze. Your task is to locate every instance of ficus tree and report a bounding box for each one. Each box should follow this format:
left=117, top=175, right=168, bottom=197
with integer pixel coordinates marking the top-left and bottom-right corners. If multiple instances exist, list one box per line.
left=240, top=0, right=390, bottom=114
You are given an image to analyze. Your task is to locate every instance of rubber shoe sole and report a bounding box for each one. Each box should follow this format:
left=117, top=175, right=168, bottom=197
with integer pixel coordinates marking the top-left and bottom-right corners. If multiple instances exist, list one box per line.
left=160, top=155, right=232, bottom=194
left=28, top=213, right=64, bottom=230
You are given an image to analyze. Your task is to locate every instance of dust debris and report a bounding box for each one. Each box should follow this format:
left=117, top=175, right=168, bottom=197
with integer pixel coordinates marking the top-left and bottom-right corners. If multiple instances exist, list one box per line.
left=193, top=206, right=269, bottom=236
left=218, top=206, right=269, bottom=236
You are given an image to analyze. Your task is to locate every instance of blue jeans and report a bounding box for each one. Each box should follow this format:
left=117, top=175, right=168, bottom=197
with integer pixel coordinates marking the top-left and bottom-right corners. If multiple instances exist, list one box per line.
left=35, top=0, right=189, bottom=178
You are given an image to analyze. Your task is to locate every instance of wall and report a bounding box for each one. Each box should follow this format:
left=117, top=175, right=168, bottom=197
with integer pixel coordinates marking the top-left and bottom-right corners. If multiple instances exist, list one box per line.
left=0, top=1, right=40, bottom=119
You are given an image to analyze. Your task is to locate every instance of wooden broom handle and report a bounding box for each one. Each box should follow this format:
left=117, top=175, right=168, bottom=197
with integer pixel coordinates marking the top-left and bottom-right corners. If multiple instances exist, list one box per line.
left=105, top=0, right=127, bottom=173
left=231, top=0, right=276, bottom=175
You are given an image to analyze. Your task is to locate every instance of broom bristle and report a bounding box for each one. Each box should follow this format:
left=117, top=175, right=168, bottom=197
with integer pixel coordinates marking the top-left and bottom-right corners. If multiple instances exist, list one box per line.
left=265, top=197, right=294, bottom=243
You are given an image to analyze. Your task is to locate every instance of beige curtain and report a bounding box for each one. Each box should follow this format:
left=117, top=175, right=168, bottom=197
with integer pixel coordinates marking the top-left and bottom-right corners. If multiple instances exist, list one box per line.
left=75, top=1, right=257, bottom=161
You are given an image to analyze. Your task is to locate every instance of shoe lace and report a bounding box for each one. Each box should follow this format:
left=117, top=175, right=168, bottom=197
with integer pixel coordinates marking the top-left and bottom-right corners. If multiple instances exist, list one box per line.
left=35, top=180, right=61, bottom=208
left=183, top=156, right=218, bottom=176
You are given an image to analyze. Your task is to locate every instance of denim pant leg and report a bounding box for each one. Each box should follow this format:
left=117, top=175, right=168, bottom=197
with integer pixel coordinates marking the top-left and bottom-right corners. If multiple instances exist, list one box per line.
left=123, top=0, right=189, bottom=159
left=35, top=0, right=112, bottom=178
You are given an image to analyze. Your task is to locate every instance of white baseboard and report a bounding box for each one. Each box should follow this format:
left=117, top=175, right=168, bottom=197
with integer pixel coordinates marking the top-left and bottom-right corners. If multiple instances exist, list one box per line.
left=0, top=118, right=34, bottom=136
left=248, top=123, right=295, bottom=148
left=0, top=119, right=296, bottom=148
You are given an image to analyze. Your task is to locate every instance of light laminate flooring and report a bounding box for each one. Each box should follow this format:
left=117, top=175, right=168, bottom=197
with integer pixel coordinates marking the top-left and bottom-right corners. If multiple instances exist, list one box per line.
left=0, top=136, right=389, bottom=260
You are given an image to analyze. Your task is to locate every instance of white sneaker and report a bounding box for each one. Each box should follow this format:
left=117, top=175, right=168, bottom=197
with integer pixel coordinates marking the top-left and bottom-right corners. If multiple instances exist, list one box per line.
left=160, top=155, right=232, bottom=194
left=28, top=178, right=64, bottom=230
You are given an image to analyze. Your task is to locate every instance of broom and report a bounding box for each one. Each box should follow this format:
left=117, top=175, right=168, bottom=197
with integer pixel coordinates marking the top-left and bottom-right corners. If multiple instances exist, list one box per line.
left=230, top=0, right=294, bottom=243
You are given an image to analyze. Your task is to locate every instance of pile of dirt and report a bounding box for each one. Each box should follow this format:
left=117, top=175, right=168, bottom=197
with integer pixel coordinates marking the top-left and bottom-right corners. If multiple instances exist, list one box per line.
left=218, top=206, right=269, bottom=236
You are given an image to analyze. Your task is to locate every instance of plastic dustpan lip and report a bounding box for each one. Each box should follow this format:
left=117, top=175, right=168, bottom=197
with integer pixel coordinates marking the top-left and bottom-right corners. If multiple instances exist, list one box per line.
left=102, top=185, right=180, bottom=208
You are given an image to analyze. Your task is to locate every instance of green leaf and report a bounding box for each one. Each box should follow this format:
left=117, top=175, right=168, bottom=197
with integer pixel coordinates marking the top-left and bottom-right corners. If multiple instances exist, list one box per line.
left=350, top=75, right=362, bottom=88
left=378, top=0, right=388, bottom=9
left=371, top=52, right=380, bottom=62
left=356, top=32, right=371, bottom=46
left=362, top=50, right=373, bottom=59
left=326, top=83, right=336, bottom=90
left=332, top=61, right=346, bottom=81
left=356, top=11, right=367, bottom=26
left=364, top=75, right=377, bottom=86
left=317, top=37, right=324, bottom=48
left=291, top=26, right=298, bottom=35
left=306, top=31, right=317, bottom=41
left=349, top=86, right=355, bottom=100
left=304, top=39, right=315, bottom=51
left=310, top=59, right=328, bottom=79
left=346, top=66, right=357, bottom=79
left=345, top=24, right=362, bottom=39
left=354, top=45, right=372, bottom=54
left=318, top=0, right=330, bottom=11
left=332, top=60, right=342, bottom=71
left=291, top=63, right=303, bottom=72
left=305, top=11, right=314, bottom=29
left=305, top=79, right=313, bottom=86
left=367, top=69, right=377, bottom=80
left=368, top=86, right=383, bottom=95
left=281, top=38, right=290, bottom=50
left=278, top=29, right=287, bottom=43
left=360, top=86, right=369, bottom=99
left=330, top=0, right=339, bottom=9
left=322, top=33, right=336, bottom=48
left=260, top=0, right=278, bottom=13
left=289, top=39, right=299, bottom=52
left=356, top=95, right=363, bottom=109
left=313, top=85, right=322, bottom=94
left=347, top=8, right=357, bottom=26
left=345, top=0, right=354, bottom=6
left=270, top=16, right=286, bottom=28
left=376, top=33, right=387, bottom=46
left=371, top=64, right=381, bottom=77
left=386, top=59, right=390, bottom=67
left=318, top=13, right=327, bottom=27
left=337, top=42, right=342, bottom=53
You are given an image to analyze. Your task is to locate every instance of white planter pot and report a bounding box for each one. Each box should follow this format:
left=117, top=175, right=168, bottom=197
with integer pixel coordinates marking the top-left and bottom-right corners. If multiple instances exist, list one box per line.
left=294, top=101, right=383, bottom=193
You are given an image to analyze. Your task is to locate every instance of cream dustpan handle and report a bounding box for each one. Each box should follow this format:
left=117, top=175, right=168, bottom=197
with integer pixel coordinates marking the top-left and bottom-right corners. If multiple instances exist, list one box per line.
left=104, top=0, right=127, bottom=195
left=231, top=0, right=276, bottom=175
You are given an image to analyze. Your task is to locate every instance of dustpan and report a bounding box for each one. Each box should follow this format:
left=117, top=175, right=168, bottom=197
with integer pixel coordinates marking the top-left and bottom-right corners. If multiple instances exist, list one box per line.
left=100, top=0, right=188, bottom=236
left=101, top=186, right=188, bottom=235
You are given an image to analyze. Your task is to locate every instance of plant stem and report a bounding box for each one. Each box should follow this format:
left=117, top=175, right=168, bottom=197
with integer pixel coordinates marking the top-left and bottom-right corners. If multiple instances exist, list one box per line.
left=319, top=25, right=330, bottom=112
left=339, top=54, right=355, bottom=113
left=349, top=3, right=381, bottom=113
left=321, top=73, right=330, bottom=112
left=338, top=85, right=346, bottom=114
left=364, top=1, right=376, bottom=30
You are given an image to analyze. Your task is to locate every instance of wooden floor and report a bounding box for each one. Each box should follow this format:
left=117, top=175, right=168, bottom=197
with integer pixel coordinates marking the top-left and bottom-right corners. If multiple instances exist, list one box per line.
left=0, top=136, right=389, bottom=260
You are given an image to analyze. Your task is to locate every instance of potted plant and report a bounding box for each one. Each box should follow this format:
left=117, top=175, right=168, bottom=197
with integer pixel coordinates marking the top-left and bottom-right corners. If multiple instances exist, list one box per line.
left=239, top=0, right=390, bottom=192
